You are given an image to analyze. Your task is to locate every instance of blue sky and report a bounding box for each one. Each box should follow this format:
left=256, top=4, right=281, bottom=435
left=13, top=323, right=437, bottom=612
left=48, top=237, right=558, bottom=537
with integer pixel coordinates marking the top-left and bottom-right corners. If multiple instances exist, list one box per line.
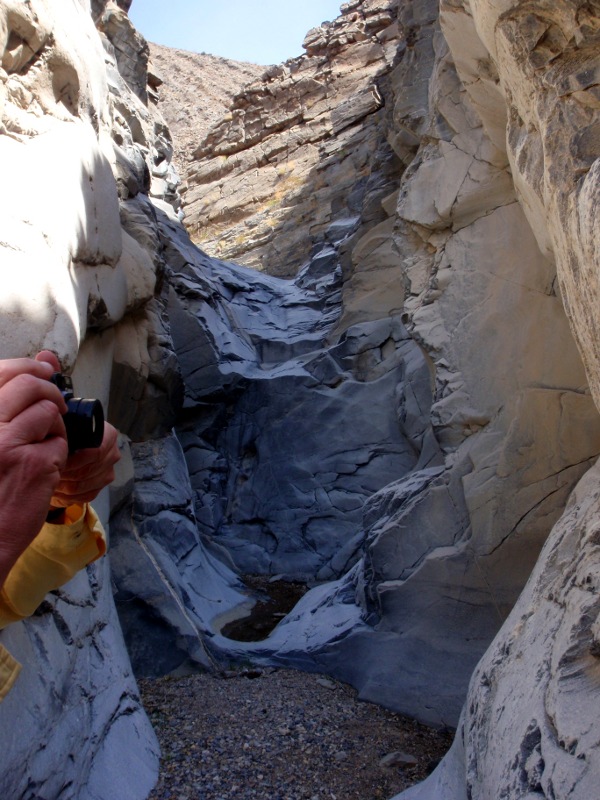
left=129, top=0, right=343, bottom=65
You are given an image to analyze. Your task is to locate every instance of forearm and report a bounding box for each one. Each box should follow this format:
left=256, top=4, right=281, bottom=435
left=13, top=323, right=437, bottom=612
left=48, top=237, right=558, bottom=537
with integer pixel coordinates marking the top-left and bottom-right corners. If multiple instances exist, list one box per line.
left=0, top=499, right=58, bottom=590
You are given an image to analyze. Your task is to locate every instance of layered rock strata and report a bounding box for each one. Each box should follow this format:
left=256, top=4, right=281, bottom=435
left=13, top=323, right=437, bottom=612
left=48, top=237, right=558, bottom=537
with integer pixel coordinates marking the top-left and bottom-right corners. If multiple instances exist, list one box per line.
left=180, top=0, right=403, bottom=277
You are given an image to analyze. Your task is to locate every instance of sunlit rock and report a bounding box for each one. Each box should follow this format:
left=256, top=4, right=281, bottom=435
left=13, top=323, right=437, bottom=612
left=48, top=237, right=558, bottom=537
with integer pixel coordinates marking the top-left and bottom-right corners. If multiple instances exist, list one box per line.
left=0, top=1, right=162, bottom=796
left=176, top=0, right=403, bottom=277
left=147, top=0, right=600, bottom=732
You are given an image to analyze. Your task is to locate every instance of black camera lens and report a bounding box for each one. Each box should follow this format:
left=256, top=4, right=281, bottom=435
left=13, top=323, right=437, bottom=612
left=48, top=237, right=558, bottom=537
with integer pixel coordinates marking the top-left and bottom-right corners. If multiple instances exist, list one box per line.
left=50, top=373, right=105, bottom=452
left=63, top=397, right=104, bottom=452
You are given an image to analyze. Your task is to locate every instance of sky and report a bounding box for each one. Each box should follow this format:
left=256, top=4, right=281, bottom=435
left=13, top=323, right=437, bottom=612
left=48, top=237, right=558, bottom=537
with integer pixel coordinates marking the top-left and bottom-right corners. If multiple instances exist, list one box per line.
left=128, top=0, right=344, bottom=65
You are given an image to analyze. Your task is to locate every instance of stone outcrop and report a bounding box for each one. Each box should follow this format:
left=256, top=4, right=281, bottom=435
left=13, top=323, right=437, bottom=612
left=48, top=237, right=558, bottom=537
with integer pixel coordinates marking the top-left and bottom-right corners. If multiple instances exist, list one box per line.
left=394, top=1, right=600, bottom=796
left=136, top=0, right=600, bottom=734
left=0, top=0, right=169, bottom=796
left=396, top=459, right=600, bottom=797
left=0, top=0, right=599, bottom=798
left=470, top=464, right=600, bottom=797
left=180, top=0, right=403, bottom=277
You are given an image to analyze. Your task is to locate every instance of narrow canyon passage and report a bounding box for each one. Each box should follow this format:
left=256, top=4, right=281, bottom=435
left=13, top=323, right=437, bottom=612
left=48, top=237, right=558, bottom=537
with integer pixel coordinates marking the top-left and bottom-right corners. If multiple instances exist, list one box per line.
left=0, top=1, right=598, bottom=799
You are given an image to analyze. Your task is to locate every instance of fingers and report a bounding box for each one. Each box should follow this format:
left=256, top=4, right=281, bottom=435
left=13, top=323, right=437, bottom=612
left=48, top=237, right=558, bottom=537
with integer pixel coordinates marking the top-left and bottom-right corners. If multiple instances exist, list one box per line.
left=0, top=353, right=68, bottom=425
left=60, top=423, right=120, bottom=476
left=0, top=373, right=67, bottom=423
left=51, top=469, right=116, bottom=506
left=50, top=462, right=117, bottom=506
left=0, top=358, right=55, bottom=391
left=0, top=352, right=120, bottom=507
left=51, top=423, right=120, bottom=506
left=8, top=398, right=68, bottom=449
left=0, top=354, right=68, bottom=425
left=35, top=351, right=62, bottom=372
left=22, top=430, right=69, bottom=474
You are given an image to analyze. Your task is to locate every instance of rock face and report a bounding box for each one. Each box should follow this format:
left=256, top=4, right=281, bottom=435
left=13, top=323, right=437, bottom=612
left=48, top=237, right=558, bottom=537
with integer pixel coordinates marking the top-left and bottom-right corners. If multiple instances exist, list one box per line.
left=0, top=0, right=169, bottom=796
left=167, top=244, right=422, bottom=582
left=180, top=0, right=403, bottom=277
left=397, top=460, right=600, bottom=800
left=136, top=0, right=600, bottom=732
left=394, top=1, right=600, bottom=796
left=440, top=0, right=600, bottom=410
left=0, top=0, right=599, bottom=798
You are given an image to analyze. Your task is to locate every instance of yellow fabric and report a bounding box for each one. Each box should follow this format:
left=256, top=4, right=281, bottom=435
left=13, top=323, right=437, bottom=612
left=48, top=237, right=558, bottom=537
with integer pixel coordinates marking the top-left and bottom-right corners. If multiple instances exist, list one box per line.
left=0, top=644, right=20, bottom=701
left=0, top=504, right=106, bottom=699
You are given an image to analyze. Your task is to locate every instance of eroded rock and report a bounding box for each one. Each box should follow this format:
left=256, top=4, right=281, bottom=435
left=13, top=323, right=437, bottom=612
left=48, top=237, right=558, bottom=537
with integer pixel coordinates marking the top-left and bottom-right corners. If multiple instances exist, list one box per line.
left=178, top=0, right=403, bottom=277
left=1, top=0, right=599, bottom=797
left=147, top=43, right=264, bottom=170
left=397, top=459, right=600, bottom=799
left=0, top=1, right=169, bottom=795
left=151, top=0, right=600, bottom=732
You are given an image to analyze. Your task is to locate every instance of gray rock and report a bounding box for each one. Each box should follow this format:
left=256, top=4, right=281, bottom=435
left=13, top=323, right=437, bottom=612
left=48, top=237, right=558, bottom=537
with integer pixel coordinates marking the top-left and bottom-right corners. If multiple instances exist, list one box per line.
left=3, top=1, right=600, bottom=797
left=130, top=0, right=600, bottom=736
left=0, top=562, right=159, bottom=800
left=110, top=432, right=249, bottom=676
left=94, top=0, right=600, bottom=765
left=0, top=1, right=164, bottom=795
left=380, top=751, right=419, bottom=768
left=395, top=460, right=600, bottom=798
left=161, top=218, right=431, bottom=581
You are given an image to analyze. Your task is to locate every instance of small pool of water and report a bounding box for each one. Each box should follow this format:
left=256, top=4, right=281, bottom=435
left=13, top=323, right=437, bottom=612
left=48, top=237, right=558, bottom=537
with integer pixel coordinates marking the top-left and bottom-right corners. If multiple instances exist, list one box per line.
left=221, top=575, right=308, bottom=642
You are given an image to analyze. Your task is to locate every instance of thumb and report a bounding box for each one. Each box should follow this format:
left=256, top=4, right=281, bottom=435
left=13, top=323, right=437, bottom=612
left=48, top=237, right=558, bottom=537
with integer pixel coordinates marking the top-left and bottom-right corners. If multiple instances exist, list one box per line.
left=35, top=351, right=62, bottom=372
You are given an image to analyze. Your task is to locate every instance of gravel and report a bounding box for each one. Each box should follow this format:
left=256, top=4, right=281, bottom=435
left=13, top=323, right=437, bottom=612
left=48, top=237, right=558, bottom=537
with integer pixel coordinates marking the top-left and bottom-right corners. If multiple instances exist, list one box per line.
left=139, top=668, right=453, bottom=800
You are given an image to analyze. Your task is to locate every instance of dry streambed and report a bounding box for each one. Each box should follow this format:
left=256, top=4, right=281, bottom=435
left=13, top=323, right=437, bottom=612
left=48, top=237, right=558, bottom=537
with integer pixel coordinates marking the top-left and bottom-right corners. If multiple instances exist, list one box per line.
left=140, top=669, right=453, bottom=800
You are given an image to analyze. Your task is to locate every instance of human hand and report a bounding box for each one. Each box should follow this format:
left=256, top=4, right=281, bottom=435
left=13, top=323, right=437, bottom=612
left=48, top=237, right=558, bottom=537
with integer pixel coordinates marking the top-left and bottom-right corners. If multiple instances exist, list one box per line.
left=0, top=353, right=69, bottom=585
left=49, top=421, right=121, bottom=508
left=35, top=350, right=121, bottom=507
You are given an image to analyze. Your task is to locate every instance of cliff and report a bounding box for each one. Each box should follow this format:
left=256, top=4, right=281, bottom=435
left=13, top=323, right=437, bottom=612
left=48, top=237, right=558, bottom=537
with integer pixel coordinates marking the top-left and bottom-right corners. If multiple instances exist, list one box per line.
left=0, top=1, right=162, bottom=797
left=180, top=0, right=402, bottom=277
left=0, top=1, right=598, bottom=799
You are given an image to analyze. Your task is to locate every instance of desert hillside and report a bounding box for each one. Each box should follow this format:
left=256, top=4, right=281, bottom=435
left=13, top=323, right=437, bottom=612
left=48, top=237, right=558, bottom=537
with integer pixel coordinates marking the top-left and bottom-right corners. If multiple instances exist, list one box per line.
left=148, top=43, right=264, bottom=170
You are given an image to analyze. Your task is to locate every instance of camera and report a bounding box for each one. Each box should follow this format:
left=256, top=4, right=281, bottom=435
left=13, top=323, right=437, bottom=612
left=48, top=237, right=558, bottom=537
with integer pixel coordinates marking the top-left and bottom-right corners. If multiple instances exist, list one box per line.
left=50, top=373, right=104, bottom=453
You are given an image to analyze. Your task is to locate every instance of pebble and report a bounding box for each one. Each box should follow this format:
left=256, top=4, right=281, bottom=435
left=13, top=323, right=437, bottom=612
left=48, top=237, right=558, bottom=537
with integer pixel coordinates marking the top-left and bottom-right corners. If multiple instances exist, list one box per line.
left=380, top=752, right=420, bottom=768
left=139, top=669, right=453, bottom=800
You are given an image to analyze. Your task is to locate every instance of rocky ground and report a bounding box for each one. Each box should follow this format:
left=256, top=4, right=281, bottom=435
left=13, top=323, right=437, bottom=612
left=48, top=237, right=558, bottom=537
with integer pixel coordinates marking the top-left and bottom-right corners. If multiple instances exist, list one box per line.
left=139, top=669, right=453, bottom=800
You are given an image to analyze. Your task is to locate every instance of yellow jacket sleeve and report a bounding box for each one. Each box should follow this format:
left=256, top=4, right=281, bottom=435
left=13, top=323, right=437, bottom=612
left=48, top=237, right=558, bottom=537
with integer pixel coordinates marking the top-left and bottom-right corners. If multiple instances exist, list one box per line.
left=0, top=503, right=106, bottom=629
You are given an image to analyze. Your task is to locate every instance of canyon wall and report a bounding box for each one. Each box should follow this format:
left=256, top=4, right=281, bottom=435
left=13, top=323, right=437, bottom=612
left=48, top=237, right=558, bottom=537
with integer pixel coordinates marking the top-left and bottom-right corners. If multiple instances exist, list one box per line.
left=181, top=0, right=403, bottom=276
left=147, top=43, right=263, bottom=171
left=397, top=1, right=600, bottom=796
left=0, top=0, right=598, bottom=798
left=150, top=0, right=600, bottom=732
left=0, top=1, right=165, bottom=796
